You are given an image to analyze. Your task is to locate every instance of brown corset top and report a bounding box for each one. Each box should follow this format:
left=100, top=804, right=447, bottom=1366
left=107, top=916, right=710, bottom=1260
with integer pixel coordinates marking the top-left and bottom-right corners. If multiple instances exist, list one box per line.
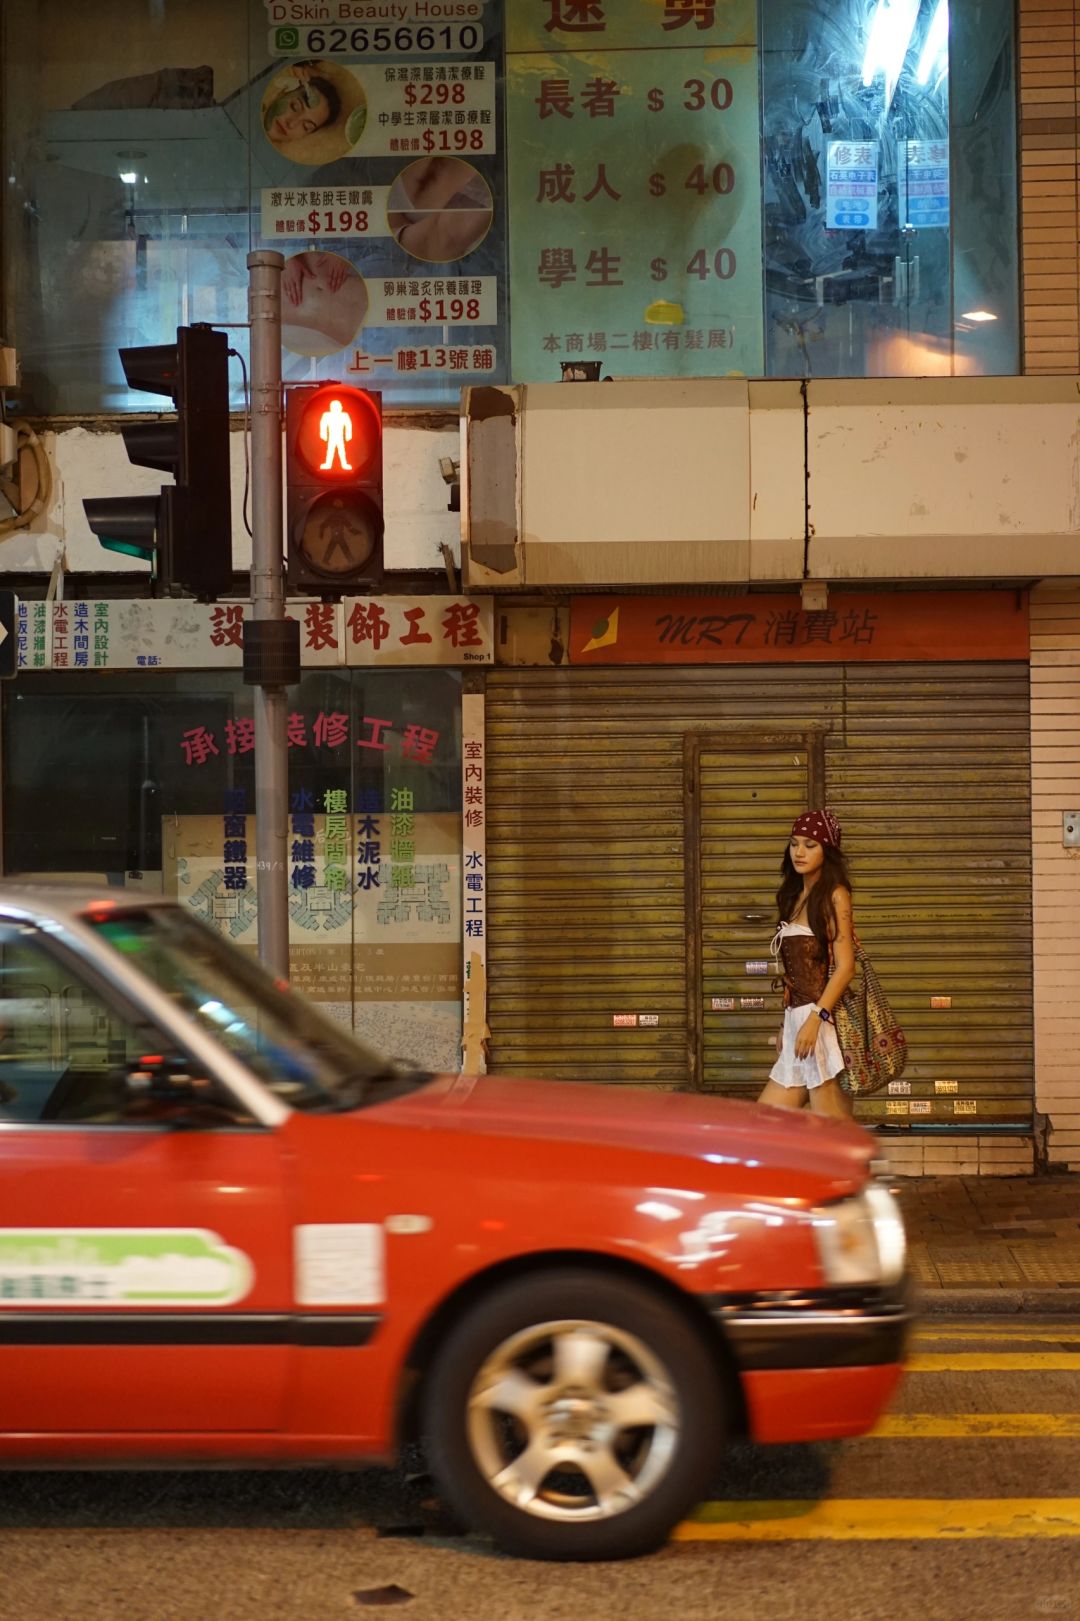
left=778, top=927, right=830, bottom=1007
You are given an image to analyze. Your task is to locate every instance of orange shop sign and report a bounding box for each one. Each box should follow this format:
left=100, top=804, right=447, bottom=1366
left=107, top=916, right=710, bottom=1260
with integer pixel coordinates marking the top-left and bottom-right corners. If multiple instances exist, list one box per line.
left=570, top=590, right=1029, bottom=665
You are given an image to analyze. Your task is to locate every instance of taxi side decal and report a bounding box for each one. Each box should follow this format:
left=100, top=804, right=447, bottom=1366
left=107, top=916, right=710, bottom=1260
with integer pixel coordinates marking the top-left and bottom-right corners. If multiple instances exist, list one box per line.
left=0, top=1228, right=253, bottom=1307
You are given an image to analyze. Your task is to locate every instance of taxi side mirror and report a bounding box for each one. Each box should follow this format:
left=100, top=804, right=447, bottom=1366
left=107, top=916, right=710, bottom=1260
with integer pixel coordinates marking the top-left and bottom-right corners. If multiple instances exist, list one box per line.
left=123, top=1053, right=203, bottom=1098
left=120, top=1054, right=236, bottom=1125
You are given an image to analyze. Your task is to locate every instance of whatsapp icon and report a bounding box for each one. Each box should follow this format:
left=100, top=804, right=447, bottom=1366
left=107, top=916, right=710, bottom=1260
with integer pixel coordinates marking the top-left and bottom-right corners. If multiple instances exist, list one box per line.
left=275, top=26, right=301, bottom=51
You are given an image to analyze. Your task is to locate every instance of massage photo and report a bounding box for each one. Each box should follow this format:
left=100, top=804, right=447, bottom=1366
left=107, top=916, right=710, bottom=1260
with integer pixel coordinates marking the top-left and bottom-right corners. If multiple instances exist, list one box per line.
left=279, top=251, right=369, bottom=358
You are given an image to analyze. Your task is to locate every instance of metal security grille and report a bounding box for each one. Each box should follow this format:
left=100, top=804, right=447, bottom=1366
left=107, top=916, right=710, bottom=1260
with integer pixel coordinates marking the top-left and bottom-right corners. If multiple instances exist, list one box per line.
left=484, top=663, right=1032, bottom=1128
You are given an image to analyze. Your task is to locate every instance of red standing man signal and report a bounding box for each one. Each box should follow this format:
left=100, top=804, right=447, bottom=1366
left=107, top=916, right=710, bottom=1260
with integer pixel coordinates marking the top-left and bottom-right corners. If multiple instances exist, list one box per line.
left=286, top=384, right=383, bottom=592
left=320, top=397, right=354, bottom=472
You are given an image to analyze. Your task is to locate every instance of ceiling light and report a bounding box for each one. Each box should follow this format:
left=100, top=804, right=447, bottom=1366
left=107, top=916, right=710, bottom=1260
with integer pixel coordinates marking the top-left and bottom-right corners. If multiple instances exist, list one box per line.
left=916, top=0, right=949, bottom=85
left=862, top=0, right=921, bottom=110
left=119, top=171, right=138, bottom=184
left=960, top=309, right=997, bottom=322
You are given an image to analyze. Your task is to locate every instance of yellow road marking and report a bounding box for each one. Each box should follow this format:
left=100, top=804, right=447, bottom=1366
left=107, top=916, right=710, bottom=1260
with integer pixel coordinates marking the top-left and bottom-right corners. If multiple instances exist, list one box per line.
left=909, top=1352, right=1080, bottom=1372
left=916, top=1328, right=1080, bottom=1345
left=870, top=1413, right=1080, bottom=1438
left=674, top=1499, right=1080, bottom=1541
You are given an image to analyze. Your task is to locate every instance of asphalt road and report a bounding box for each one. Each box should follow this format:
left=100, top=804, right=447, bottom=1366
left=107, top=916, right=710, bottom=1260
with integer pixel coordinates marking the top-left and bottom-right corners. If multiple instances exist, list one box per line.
left=3, top=1318, right=1080, bottom=1621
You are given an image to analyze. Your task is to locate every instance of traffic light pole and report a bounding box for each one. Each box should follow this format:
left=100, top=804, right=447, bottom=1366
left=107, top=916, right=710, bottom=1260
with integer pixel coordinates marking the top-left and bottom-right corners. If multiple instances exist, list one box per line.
left=247, top=251, right=291, bottom=980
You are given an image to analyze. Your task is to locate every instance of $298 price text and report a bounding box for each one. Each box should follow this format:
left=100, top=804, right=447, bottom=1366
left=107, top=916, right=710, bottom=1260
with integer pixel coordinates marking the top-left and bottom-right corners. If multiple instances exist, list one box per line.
left=377, top=66, right=495, bottom=156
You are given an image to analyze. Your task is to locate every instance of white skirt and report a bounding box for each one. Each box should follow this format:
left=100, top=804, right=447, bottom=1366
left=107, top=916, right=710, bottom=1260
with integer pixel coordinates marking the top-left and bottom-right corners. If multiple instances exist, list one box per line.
left=769, top=1001, right=846, bottom=1091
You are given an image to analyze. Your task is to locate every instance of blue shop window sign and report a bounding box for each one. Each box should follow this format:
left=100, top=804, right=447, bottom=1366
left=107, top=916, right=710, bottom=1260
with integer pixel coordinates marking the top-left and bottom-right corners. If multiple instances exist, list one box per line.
left=826, top=140, right=879, bottom=231
left=903, top=138, right=950, bottom=230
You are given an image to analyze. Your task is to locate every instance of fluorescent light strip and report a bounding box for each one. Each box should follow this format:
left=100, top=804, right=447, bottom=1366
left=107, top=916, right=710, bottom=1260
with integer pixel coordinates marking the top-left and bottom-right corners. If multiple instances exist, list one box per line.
left=862, top=0, right=922, bottom=109
left=916, top=0, right=949, bottom=86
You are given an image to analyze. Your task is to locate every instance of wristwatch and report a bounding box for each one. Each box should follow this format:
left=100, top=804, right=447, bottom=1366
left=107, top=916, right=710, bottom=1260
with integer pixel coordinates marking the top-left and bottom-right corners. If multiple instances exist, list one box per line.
left=814, top=1005, right=833, bottom=1023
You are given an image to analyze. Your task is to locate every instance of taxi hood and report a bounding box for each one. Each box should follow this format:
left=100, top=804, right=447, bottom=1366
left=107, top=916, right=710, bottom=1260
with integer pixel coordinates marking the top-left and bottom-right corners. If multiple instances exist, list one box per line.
left=373, top=1072, right=876, bottom=1195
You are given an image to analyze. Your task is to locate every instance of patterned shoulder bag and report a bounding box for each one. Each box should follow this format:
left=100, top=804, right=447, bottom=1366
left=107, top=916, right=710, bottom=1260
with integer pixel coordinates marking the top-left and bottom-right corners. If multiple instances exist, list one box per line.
left=831, top=934, right=908, bottom=1097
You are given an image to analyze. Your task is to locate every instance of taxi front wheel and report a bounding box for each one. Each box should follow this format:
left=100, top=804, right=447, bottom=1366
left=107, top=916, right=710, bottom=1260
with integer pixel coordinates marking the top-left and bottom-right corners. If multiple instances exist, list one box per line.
left=422, top=1268, right=724, bottom=1561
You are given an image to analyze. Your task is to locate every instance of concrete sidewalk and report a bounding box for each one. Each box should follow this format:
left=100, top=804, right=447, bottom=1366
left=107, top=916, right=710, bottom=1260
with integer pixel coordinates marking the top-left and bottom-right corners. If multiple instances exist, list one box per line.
left=894, top=1174, right=1080, bottom=1313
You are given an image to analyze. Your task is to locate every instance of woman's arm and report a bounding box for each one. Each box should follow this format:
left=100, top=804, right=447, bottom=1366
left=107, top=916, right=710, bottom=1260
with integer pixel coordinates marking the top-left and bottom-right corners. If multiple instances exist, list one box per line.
left=793, top=887, right=855, bottom=1059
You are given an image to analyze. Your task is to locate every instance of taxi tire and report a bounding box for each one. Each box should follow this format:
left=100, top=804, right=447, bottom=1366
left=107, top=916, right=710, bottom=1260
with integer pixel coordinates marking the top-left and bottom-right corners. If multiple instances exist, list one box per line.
left=422, top=1267, right=723, bottom=1561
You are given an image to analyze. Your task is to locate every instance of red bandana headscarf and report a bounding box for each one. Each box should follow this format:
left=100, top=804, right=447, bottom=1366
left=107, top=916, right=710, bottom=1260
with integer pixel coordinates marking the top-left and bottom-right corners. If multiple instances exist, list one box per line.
left=791, top=809, right=842, bottom=850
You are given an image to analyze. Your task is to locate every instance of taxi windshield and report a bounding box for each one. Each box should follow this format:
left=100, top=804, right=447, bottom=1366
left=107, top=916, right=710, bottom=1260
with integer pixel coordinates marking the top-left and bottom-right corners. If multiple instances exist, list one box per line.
left=84, top=905, right=426, bottom=1112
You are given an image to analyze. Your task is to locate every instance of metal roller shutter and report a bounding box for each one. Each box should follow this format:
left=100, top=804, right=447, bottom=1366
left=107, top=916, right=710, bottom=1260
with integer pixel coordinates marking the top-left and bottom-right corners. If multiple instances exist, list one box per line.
left=485, top=662, right=1032, bottom=1129
left=833, top=665, right=1032, bottom=1127
left=689, top=733, right=821, bottom=1095
left=484, top=667, right=698, bottom=1089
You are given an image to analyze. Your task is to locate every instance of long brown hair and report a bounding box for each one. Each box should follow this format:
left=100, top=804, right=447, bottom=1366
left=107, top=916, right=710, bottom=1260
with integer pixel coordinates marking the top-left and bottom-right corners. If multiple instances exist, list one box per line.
left=777, top=844, right=853, bottom=947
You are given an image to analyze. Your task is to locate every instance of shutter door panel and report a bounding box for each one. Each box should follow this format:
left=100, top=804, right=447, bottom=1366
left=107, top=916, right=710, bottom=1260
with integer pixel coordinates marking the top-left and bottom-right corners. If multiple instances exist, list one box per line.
left=696, top=743, right=812, bottom=1096
left=486, top=667, right=838, bottom=1085
left=486, top=662, right=1032, bottom=1127
left=486, top=671, right=692, bottom=1086
left=829, top=665, right=1032, bottom=1125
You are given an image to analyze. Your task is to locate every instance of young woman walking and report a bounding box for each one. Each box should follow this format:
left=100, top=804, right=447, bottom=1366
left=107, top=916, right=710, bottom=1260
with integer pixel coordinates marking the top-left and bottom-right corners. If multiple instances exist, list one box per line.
left=758, top=809, right=855, bottom=1119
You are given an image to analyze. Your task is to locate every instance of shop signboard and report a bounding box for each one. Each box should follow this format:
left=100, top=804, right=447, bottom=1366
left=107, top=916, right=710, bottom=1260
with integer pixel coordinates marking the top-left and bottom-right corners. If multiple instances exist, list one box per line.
left=570, top=590, right=1030, bottom=665
left=506, top=0, right=763, bottom=382
left=460, top=692, right=487, bottom=1074
left=256, top=0, right=507, bottom=404
left=0, top=591, right=18, bottom=680
left=19, top=597, right=493, bottom=672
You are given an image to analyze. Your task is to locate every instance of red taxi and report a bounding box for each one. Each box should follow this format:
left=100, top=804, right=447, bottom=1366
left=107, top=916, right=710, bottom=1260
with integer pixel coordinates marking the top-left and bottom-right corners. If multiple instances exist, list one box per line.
left=0, top=888, right=910, bottom=1560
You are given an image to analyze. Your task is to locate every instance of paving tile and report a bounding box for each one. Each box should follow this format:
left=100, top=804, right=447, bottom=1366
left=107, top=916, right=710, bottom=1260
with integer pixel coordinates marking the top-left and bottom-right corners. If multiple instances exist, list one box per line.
left=907, top=1244, right=942, bottom=1287
left=1013, top=1248, right=1080, bottom=1284
left=931, top=1252, right=1027, bottom=1285
left=885, top=1174, right=1080, bottom=1287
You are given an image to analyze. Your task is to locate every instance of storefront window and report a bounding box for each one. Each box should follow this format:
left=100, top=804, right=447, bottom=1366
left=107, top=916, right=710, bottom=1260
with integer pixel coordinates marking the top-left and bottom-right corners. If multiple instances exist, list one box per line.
left=1, top=0, right=1019, bottom=403
left=2, top=668, right=464, bottom=1072
left=761, top=0, right=1018, bottom=376
left=1, top=1, right=251, bottom=414
left=0, top=0, right=507, bottom=413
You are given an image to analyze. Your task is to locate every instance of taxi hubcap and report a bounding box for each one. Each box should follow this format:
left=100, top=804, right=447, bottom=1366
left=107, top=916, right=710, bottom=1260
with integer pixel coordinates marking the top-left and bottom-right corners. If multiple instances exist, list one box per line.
left=466, top=1318, right=679, bottom=1523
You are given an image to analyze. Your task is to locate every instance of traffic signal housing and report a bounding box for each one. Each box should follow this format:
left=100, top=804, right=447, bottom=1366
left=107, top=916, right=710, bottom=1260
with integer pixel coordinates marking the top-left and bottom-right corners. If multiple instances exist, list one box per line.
left=286, top=384, right=383, bottom=595
left=83, top=325, right=232, bottom=598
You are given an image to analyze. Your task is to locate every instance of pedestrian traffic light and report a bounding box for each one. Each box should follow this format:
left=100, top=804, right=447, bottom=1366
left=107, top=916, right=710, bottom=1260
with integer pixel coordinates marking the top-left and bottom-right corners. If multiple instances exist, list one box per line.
left=83, top=325, right=232, bottom=598
left=286, top=383, right=383, bottom=594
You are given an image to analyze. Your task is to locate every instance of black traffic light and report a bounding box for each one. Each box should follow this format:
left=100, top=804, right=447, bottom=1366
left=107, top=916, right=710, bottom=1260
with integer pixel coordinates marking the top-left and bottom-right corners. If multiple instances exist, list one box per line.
left=286, top=384, right=383, bottom=595
left=83, top=325, right=232, bottom=598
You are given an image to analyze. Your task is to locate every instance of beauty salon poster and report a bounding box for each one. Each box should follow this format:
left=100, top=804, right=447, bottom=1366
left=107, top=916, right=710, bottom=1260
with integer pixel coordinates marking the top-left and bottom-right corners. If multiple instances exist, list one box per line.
left=254, top=0, right=507, bottom=407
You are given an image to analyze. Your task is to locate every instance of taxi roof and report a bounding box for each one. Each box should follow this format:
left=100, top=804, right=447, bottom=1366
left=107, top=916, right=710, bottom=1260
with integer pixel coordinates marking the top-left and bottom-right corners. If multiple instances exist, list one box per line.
left=0, top=883, right=177, bottom=928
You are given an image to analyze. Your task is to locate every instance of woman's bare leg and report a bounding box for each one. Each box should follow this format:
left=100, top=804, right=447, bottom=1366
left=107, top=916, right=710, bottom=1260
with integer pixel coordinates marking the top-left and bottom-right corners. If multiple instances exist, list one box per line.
left=808, top=1078, right=853, bottom=1119
left=758, top=1080, right=808, bottom=1109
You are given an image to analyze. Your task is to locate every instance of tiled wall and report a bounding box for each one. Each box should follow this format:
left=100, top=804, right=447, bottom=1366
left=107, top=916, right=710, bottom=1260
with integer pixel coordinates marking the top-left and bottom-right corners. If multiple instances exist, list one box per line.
left=1020, top=0, right=1080, bottom=371
left=882, top=1136, right=1035, bottom=1178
